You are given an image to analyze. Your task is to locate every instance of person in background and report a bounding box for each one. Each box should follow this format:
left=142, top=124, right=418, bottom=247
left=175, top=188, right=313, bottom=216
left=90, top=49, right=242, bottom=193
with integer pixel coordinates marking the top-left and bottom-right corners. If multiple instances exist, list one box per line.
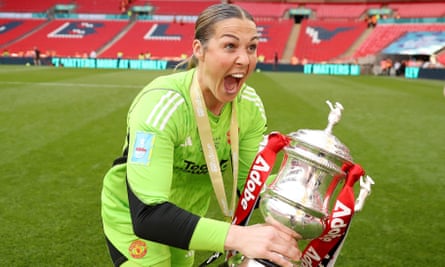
left=101, top=3, right=302, bottom=267
left=2, top=49, right=10, bottom=57
left=273, top=51, right=279, bottom=70
left=33, top=46, right=41, bottom=66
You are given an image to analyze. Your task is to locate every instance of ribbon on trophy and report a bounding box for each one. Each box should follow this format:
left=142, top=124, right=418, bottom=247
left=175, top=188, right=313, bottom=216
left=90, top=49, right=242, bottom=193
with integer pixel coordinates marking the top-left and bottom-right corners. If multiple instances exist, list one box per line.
left=232, top=132, right=290, bottom=226
left=199, top=132, right=289, bottom=267
left=225, top=132, right=290, bottom=262
left=299, top=163, right=364, bottom=267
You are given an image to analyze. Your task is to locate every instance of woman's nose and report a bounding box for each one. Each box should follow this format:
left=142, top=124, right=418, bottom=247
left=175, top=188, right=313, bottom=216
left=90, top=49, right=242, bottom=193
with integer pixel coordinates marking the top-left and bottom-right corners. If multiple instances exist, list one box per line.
left=236, top=50, right=250, bottom=65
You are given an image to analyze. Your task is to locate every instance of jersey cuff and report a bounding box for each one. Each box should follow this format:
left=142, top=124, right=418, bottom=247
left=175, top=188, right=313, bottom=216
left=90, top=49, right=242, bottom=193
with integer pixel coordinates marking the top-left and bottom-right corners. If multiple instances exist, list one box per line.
left=189, top=217, right=231, bottom=252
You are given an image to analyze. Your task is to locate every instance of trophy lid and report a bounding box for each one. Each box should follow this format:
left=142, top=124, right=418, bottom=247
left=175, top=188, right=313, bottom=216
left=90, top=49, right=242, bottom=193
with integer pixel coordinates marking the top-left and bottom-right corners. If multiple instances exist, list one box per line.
left=287, top=101, right=353, bottom=164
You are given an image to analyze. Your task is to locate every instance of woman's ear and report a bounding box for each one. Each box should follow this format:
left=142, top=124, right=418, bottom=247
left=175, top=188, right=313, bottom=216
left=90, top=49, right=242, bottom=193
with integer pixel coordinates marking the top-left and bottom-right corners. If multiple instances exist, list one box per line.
left=193, top=39, right=204, bottom=60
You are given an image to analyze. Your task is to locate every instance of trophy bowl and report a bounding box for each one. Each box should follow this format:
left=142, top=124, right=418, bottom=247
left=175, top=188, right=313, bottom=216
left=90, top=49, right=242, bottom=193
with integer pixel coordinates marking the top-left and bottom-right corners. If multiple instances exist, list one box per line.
left=260, top=101, right=353, bottom=240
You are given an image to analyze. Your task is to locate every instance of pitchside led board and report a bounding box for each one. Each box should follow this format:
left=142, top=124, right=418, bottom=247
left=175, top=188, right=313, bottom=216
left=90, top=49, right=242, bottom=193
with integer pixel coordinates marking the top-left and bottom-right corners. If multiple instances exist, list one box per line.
left=51, top=56, right=362, bottom=76
left=51, top=57, right=168, bottom=70
left=47, top=57, right=445, bottom=80
left=303, top=63, right=360, bottom=76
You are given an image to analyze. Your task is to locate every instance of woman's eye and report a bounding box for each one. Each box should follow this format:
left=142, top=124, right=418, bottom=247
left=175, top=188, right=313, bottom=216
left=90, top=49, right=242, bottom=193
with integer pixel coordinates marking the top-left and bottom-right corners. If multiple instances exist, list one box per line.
left=248, top=44, right=258, bottom=52
left=225, top=43, right=235, bottom=50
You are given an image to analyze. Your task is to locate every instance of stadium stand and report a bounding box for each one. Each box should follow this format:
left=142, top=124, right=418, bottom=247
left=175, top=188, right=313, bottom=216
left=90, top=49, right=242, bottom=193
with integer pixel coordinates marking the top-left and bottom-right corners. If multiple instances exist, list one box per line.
left=294, top=19, right=368, bottom=62
left=0, top=0, right=126, bottom=14
left=131, top=0, right=219, bottom=16
left=3, top=20, right=129, bottom=57
left=0, top=19, right=48, bottom=50
left=353, top=23, right=445, bottom=59
left=74, top=0, right=125, bottom=14
left=235, top=2, right=294, bottom=18
left=387, top=2, right=445, bottom=18
left=0, top=0, right=444, bottom=68
left=0, top=0, right=71, bottom=13
left=305, top=3, right=379, bottom=20
left=255, top=20, right=294, bottom=62
left=99, top=19, right=294, bottom=62
left=100, top=20, right=195, bottom=60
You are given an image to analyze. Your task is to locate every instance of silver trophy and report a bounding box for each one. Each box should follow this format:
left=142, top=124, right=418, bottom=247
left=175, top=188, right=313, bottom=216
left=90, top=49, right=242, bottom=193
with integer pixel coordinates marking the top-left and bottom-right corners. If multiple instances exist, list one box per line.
left=260, top=100, right=351, bottom=240
left=230, top=101, right=374, bottom=267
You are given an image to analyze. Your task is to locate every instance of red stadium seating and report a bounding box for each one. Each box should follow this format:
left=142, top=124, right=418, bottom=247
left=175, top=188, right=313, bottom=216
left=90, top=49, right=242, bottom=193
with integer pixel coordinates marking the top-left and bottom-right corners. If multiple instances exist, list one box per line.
left=101, top=21, right=195, bottom=59
left=101, top=19, right=294, bottom=61
left=353, top=23, right=445, bottom=59
left=236, top=2, right=294, bottom=18
left=0, top=0, right=72, bottom=13
left=437, top=52, right=445, bottom=66
left=1, top=0, right=444, bottom=68
left=256, top=20, right=294, bottom=62
left=0, top=19, right=48, bottom=49
left=306, top=3, right=379, bottom=20
left=0, top=0, right=130, bottom=14
left=131, top=0, right=219, bottom=16
left=388, top=3, right=445, bottom=18
left=294, top=19, right=367, bottom=62
left=3, top=19, right=129, bottom=57
left=74, top=0, right=124, bottom=14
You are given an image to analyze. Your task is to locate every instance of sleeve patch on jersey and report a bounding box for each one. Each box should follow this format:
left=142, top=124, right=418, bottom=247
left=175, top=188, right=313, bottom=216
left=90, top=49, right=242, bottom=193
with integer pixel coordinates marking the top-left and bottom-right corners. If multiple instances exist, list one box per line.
left=130, top=131, right=155, bottom=165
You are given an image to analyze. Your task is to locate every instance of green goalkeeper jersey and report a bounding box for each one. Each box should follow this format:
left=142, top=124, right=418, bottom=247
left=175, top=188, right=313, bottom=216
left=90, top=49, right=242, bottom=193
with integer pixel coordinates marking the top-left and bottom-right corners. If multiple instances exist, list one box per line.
left=101, top=68, right=267, bottom=266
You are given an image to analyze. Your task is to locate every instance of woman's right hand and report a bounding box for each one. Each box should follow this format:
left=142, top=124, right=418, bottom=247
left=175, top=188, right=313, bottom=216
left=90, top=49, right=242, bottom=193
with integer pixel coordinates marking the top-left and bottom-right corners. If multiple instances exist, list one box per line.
left=224, top=216, right=302, bottom=267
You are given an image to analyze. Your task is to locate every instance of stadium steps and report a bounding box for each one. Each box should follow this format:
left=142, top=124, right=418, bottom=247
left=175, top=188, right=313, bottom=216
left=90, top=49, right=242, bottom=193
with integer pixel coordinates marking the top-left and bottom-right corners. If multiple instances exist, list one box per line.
left=281, top=23, right=301, bottom=64
left=338, top=27, right=374, bottom=61
left=0, top=19, right=51, bottom=49
left=96, top=19, right=137, bottom=56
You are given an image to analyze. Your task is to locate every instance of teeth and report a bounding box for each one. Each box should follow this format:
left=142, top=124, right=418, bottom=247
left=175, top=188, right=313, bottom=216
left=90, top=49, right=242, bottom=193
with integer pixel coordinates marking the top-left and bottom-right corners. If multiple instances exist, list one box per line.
left=231, top=73, right=244, bottom=78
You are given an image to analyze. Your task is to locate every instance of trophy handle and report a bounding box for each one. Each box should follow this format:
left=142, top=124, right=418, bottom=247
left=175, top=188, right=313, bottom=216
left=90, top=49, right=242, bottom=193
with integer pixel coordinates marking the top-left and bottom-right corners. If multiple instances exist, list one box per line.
left=354, top=175, right=375, bottom=212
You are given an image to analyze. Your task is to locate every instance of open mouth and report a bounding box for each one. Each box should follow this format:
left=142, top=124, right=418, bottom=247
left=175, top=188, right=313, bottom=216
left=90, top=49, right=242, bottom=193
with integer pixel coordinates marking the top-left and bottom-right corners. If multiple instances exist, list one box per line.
left=224, top=73, right=244, bottom=95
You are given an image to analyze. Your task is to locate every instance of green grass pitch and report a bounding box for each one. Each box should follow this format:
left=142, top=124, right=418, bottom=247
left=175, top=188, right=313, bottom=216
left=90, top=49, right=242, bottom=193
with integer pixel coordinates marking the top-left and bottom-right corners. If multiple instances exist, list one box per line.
left=0, top=65, right=444, bottom=266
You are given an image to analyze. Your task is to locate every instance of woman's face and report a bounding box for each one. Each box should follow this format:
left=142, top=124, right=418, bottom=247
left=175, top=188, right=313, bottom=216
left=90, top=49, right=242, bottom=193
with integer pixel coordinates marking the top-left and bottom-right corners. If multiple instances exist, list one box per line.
left=194, top=18, right=259, bottom=113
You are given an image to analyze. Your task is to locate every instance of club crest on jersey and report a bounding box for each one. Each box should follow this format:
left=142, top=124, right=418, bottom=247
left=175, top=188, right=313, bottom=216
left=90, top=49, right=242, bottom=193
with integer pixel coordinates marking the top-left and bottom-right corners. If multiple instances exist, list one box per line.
left=129, top=239, right=147, bottom=259
left=47, top=22, right=104, bottom=38
left=130, top=131, right=155, bottom=165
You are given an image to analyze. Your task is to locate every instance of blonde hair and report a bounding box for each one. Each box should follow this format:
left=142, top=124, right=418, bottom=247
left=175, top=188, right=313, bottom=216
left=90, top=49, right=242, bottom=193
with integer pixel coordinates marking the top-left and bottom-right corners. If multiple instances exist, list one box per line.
left=176, top=3, right=255, bottom=70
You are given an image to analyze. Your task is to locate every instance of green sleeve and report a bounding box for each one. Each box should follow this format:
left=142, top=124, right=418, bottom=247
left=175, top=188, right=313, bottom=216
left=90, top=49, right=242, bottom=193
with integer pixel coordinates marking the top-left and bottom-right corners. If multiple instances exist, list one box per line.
left=189, top=217, right=231, bottom=252
left=126, top=87, right=186, bottom=205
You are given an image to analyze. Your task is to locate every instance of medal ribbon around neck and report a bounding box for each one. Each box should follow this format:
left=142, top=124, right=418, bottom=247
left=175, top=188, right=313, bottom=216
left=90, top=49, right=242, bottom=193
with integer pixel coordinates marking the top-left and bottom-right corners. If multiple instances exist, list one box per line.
left=190, top=71, right=239, bottom=220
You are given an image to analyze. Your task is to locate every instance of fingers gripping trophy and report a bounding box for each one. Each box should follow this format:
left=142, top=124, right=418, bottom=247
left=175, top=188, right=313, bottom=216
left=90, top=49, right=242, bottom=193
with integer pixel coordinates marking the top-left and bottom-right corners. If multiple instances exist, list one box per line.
left=227, top=100, right=375, bottom=267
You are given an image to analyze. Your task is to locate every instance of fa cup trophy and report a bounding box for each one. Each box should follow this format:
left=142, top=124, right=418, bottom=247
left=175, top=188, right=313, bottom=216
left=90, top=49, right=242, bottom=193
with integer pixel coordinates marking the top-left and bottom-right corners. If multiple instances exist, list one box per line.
left=228, top=101, right=374, bottom=267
